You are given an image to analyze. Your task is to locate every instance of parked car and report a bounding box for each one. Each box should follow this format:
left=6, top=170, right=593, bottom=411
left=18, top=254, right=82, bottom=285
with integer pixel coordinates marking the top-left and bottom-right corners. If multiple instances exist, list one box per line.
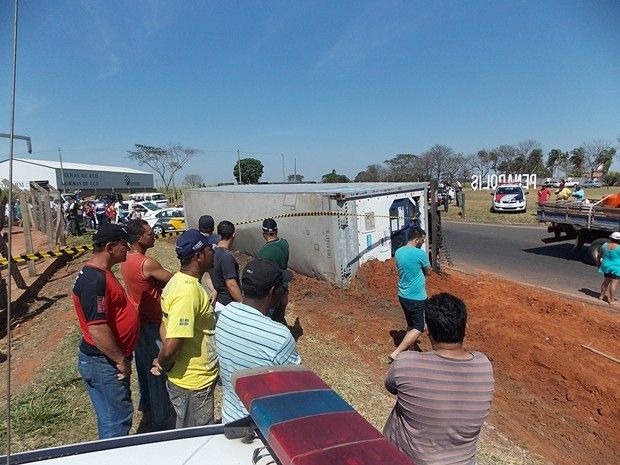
left=491, top=184, right=527, bottom=212
left=582, top=179, right=603, bottom=188
left=152, top=216, right=186, bottom=236
left=145, top=208, right=185, bottom=227
left=128, top=192, right=169, bottom=209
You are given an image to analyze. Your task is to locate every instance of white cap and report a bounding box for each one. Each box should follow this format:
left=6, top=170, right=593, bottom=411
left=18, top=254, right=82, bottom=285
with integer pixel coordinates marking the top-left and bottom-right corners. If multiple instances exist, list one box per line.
left=610, top=232, right=620, bottom=240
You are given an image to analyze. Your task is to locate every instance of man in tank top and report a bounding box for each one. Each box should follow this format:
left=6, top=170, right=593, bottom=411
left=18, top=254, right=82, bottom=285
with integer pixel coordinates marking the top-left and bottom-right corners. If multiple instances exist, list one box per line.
left=121, top=219, right=174, bottom=432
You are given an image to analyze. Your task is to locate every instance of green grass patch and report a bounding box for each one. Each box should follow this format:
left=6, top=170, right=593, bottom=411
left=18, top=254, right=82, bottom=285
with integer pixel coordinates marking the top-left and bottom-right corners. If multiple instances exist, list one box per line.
left=443, top=186, right=620, bottom=225
left=0, top=328, right=97, bottom=452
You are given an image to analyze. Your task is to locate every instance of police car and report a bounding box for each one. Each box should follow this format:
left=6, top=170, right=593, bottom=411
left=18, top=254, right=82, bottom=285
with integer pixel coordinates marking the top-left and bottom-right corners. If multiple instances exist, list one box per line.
left=491, top=183, right=527, bottom=212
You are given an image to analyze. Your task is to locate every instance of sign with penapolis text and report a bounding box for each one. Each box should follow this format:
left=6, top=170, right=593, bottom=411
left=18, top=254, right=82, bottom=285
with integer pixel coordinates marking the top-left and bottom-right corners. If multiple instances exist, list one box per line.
left=471, top=173, right=537, bottom=191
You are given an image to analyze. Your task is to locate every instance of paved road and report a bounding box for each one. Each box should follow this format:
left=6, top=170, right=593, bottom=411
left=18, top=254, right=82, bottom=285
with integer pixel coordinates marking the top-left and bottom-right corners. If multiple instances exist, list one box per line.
left=442, top=221, right=602, bottom=300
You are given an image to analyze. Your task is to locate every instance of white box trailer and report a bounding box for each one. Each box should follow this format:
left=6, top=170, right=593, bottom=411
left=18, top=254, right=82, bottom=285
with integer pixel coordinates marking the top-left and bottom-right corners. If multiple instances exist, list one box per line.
left=184, top=182, right=428, bottom=287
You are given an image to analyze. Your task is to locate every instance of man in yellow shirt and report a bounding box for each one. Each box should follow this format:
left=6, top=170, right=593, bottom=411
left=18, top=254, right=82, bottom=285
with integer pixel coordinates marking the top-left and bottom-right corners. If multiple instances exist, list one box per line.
left=555, top=180, right=572, bottom=201
left=152, top=229, right=220, bottom=428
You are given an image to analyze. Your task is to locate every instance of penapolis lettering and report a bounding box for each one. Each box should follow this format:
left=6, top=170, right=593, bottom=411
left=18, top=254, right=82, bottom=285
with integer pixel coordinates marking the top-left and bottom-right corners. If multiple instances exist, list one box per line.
left=471, top=174, right=537, bottom=191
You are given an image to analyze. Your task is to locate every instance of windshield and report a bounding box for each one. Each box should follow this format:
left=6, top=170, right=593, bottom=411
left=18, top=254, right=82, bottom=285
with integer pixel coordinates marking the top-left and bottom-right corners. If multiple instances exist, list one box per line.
left=150, top=194, right=166, bottom=201
left=141, top=202, right=159, bottom=211
left=497, top=187, right=522, bottom=195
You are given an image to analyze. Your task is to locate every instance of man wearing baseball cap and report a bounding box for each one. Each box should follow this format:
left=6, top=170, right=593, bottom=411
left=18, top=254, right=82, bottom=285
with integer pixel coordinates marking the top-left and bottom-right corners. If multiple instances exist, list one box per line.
left=152, top=229, right=220, bottom=428
left=215, top=258, right=300, bottom=423
left=73, top=223, right=139, bottom=438
left=258, top=218, right=290, bottom=323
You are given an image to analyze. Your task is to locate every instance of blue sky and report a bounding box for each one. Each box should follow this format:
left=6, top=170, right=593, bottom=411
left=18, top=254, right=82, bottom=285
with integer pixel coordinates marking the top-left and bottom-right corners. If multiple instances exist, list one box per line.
left=0, top=0, right=618, bottom=184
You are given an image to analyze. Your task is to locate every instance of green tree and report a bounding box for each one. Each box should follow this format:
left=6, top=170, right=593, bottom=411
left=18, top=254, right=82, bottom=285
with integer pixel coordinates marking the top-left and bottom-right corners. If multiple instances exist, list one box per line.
left=547, top=149, right=569, bottom=177
left=233, top=157, right=264, bottom=184
left=127, top=144, right=200, bottom=192
left=569, top=147, right=586, bottom=176
left=596, top=147, right=616, bottom=174
left=384, top=154, right=419, bottom=181
left=287, top=174, right=304, bottom=182
left=354, top=164, right=387, bottom=182
left=602, top=171, right=620, bottom=188
left=526, top=149, right=550, bottom=177
left=321, top=169, right=350, bottom=183
left=582, top=140, right=613, bottom=178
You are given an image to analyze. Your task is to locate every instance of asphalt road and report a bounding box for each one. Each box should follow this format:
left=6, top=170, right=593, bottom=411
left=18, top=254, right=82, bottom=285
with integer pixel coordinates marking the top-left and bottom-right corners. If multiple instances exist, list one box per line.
left=442, top=221, right=603, bottom=300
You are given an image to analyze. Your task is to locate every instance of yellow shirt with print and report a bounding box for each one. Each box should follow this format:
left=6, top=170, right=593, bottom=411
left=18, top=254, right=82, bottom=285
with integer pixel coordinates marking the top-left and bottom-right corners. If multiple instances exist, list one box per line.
left=555, top=187, right=572, bottom=200
left=161, top=271, right=218, bottom=390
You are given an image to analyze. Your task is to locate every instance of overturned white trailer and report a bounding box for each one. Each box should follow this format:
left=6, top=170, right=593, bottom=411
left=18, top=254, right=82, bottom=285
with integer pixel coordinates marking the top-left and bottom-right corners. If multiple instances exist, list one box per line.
left=184, top=182, right=428, bottom=287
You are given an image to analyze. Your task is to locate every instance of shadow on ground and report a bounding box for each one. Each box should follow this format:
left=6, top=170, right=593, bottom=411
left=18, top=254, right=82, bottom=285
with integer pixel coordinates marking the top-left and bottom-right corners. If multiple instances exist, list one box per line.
left=522, top=244, right=593, bottom=264
left=288, top=317, right=303, bottom=342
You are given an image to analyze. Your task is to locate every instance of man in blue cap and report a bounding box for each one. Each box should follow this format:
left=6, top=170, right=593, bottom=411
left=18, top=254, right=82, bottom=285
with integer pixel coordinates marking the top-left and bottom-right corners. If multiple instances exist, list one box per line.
left=152, top=229, right=220, bottom=428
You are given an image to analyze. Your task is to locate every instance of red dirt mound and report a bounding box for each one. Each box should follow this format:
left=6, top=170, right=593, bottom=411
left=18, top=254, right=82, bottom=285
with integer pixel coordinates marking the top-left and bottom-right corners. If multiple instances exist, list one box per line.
left=291, top=259, right=619, bottom=465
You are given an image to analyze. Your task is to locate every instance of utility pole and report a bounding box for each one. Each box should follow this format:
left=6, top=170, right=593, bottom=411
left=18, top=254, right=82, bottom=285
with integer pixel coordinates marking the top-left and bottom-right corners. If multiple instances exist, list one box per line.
left=294, top=157, right=297, bottom=183
left=282, top=153, right=285, bottom=182
left=237, top=149, right=243, bottom=184
left=57, top=147, right=65, bottom=193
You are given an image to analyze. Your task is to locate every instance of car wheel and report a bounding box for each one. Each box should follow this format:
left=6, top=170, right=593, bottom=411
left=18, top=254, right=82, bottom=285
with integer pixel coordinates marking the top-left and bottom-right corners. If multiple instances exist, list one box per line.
left=152, top=225, right=164, bottom=236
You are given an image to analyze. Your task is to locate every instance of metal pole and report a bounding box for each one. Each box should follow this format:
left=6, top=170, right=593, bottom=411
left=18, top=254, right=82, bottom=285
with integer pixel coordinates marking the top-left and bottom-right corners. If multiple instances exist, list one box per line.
left=57, top=147, right=65, bottom=193
left=282, top=153, right=285, bottom=182
left=237, top=149, right=242, bottom=184
left=294, top=157, right=297, bottom=183
left=6, top=0, right=20, bottom=461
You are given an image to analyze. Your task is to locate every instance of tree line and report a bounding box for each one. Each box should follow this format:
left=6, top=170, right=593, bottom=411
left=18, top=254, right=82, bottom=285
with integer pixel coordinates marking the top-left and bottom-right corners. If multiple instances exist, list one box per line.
left=126, top=137, right=619, bottom=188
left=353, top=138, right=619, bottom=185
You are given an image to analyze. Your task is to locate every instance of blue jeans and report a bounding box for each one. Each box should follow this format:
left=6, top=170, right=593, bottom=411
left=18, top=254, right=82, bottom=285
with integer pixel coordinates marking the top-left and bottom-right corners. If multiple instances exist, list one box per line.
left=78, top=351, right=133, bottom=439
left=134, top=322, right=173, bottom=430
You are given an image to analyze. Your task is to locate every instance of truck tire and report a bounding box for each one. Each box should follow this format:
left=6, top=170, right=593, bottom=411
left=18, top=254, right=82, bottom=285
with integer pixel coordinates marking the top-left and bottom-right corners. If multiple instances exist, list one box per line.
left=589, top=238, right=609, bottom=264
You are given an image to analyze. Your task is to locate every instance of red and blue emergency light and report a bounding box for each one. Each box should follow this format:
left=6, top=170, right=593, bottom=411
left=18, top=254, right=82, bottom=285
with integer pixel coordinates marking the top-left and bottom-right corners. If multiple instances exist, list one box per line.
left=233, top=365, right=415, bottom=465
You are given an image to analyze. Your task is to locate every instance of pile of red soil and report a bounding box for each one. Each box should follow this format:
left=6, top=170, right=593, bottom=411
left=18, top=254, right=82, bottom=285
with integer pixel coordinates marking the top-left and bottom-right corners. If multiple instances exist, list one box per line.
left=291, top=259, right=619, bottom=465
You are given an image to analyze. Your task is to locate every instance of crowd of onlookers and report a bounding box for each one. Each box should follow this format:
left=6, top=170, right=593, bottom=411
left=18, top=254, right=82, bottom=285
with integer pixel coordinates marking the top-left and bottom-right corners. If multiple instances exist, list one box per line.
left=72, top=214, right=494, bottom=465
left=63, top=195, right=148, bottom=235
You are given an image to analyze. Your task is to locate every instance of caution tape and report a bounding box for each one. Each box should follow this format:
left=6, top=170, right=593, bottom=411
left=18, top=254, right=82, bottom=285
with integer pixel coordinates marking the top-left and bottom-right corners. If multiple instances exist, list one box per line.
left=0, top=211, right=421, bottom=266
left=0, top=229, right=186, bottom=267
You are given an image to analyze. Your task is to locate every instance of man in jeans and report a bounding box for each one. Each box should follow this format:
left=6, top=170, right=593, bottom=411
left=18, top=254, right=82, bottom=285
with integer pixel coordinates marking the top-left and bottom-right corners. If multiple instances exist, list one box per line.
left=73, top=223, right=139, bottom=438
left=152, top=229, right=220, bottom=428
left=121, top=219, right=174, bottom=432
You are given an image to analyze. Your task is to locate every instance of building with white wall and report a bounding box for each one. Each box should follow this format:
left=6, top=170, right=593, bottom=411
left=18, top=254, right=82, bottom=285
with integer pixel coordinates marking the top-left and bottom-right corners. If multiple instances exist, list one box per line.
left=0, top=158, right=153, bottom=193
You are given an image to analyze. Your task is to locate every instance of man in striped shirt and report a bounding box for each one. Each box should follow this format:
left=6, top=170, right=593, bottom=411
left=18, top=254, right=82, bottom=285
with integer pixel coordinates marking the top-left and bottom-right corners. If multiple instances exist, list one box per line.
left=383, top=292, right=494, bottom=465
left=215, top=258, right=301, bottom=423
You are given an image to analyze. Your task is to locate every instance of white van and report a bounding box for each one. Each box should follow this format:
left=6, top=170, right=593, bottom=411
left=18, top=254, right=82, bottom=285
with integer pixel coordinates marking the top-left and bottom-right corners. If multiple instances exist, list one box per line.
left=128, top=192, right=168, bottom=208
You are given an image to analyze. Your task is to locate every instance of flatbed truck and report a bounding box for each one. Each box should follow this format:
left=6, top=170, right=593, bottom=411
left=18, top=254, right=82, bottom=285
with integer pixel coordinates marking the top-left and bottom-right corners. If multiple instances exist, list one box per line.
left=537, top=196, right=620, bottom=262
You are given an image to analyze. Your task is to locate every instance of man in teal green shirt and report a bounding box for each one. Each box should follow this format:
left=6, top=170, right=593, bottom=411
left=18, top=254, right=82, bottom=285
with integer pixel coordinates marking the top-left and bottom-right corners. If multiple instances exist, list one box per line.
left=258, top=218, right=290, bottom=323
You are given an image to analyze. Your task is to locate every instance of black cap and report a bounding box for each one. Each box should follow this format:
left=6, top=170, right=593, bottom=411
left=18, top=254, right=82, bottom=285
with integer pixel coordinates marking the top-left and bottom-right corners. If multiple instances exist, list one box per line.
left=262, top=218, right=278, bottom=233
left=199, top=215, right=215, bottom=233
left=242, top=259, right=293, bottom=294
left=92, top=223, right=133, bottom=245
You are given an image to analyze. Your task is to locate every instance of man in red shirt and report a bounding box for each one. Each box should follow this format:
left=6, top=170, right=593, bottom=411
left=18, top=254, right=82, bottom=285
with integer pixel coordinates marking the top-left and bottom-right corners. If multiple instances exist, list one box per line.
left=73, top=223, right=139, bottom=439
left=537, top=185, right=551, bottom=203
left=121, top=219, right=174, bottom=432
